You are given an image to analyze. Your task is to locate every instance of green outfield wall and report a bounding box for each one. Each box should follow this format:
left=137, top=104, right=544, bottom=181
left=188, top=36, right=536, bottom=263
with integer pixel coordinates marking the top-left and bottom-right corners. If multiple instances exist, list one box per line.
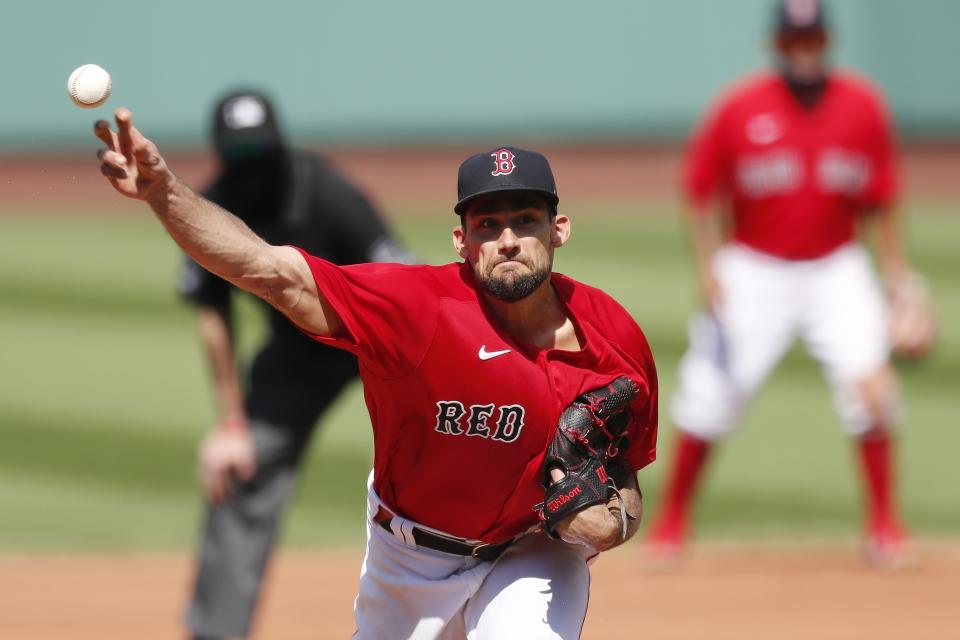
left=5, top=0, right=958, bottom=149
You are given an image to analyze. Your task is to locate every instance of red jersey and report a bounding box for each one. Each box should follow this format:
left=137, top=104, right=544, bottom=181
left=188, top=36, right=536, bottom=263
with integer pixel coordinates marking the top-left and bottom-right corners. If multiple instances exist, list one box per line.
left=684, top=71, right=898, bottom=259
left=295, top=251, right=658, bottom=544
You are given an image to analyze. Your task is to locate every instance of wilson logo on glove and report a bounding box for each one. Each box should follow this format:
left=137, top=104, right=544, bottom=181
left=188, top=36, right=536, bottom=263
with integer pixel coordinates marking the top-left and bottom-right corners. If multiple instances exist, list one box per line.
left=546, top=486, right=582, bottom=513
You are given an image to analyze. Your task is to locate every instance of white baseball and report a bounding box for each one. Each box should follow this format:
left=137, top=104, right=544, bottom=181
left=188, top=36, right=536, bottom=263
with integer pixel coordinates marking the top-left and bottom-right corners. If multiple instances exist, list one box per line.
left=67, top=64, right=112, bottom=109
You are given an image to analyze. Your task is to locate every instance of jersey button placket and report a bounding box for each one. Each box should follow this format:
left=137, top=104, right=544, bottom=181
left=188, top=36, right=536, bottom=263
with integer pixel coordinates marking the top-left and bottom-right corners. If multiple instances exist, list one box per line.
left=543, top=353, right=563, bottom=404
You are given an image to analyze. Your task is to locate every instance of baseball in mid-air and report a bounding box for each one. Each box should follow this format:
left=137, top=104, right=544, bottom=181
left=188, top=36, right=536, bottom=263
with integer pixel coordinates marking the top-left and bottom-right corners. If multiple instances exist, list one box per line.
left=67, top=64, right=112, bottom=109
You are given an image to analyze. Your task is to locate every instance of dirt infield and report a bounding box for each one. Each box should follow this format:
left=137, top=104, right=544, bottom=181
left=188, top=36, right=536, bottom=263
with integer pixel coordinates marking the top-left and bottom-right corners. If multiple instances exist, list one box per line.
left=2, top=543, right=957, bottom=639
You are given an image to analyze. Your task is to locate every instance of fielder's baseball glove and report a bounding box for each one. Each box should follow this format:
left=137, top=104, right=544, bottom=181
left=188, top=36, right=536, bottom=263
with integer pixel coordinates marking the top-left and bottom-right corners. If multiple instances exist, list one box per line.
left=889, top=274, right=938, bottom=361
left=535, top=376, right=640, bottom=540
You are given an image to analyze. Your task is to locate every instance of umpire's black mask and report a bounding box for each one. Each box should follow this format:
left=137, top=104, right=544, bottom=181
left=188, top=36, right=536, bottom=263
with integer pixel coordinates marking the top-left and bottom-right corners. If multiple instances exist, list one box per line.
left=212, top=91, right=289, bottom=225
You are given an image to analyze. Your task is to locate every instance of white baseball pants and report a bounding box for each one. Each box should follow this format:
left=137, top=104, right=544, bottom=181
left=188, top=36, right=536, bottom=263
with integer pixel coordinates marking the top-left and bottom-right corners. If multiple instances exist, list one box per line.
left=352, top=479, right=593, bottom=640
left=671, top=242, right=892, bottom=440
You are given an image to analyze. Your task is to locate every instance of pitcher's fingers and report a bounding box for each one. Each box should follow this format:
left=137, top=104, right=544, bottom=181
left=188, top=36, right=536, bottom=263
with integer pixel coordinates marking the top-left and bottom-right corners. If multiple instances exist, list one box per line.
left=115, top=108, right=134, bottom=160
left=127, top=121, right=150, bottom=148
left=100, top=163, right=128, bottom=180
left=99, top=150, right=128, bottom=171
left=93, top=120, right=117, bottom=150
left=133, top=138, right=162, bottom=169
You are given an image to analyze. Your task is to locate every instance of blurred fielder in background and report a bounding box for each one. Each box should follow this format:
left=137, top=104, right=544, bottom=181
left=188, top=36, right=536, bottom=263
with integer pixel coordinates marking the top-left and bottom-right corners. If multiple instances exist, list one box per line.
left=181, top=90, right=411, bottom=640
left=648, top=0, right=936, bottom=567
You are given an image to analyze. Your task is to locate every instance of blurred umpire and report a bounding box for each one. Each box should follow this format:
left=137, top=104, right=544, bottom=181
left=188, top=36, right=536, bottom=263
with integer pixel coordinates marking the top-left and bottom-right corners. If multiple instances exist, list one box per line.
left=180, top=90, right=412, bottom=640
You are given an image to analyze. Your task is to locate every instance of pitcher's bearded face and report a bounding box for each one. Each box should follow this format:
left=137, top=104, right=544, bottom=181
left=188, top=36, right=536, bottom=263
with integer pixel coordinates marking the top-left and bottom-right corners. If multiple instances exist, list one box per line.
left=480, top=253, right=551, bottom=302
left=455, top=192, right=563, bottom=302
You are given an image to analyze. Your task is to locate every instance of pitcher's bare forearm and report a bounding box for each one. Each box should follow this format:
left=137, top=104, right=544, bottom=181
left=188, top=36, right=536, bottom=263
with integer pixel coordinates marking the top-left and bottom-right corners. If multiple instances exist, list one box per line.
left=154, top=180, right=339, bottom=335
left=147, top=177, right=278, bottom=295
left=93, top=108, right=341, bottom=337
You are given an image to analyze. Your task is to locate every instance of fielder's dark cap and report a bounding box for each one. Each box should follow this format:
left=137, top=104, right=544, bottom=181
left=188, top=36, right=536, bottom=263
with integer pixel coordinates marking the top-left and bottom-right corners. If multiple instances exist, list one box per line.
left=774, top=0, right=828, bottom=35
left=212, top=90, right=284, bottom=156
left=454, top=146, right=560, bottom=215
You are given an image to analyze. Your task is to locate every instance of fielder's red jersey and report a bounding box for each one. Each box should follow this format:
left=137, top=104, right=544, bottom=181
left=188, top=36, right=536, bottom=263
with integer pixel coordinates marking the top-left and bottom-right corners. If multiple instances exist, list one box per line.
left=294, top=250, right=658, bottom=544
left=685, top=71, right=898, bottom=259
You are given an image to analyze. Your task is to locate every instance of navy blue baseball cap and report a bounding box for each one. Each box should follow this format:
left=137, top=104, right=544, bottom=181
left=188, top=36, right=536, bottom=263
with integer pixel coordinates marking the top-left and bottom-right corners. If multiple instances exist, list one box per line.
left=454, top=146, right=560, bottom=215
left=774, top=0, right=828, bottom=35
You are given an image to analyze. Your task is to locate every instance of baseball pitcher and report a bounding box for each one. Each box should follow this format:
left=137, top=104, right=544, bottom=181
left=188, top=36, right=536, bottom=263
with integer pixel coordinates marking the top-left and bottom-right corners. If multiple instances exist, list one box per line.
left=93, top=110, right=658, bottom=639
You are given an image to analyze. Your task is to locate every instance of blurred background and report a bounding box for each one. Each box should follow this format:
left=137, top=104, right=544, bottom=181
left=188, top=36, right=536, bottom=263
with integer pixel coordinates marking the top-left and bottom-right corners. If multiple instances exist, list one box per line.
left=1, top=0, right=957, bottom=638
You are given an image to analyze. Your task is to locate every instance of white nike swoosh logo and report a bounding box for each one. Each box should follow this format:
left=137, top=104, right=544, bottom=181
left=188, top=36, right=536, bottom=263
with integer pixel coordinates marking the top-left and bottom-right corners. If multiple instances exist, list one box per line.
left=478, top=346, right=511, bottom=361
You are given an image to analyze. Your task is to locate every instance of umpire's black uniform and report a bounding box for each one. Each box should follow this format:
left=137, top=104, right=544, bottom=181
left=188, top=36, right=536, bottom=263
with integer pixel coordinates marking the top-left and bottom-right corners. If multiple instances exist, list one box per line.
left=180, top=91, right=410, bottom=640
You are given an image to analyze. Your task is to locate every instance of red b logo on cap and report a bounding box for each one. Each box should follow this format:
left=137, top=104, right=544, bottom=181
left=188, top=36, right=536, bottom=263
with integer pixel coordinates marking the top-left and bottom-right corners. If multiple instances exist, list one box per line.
left=490, top=149, right=516, bottom=176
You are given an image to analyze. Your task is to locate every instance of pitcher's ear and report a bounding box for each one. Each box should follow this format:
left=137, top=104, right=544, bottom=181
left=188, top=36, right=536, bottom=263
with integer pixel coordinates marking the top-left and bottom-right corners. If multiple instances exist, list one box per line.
left=452, top=226, right=469, bottom=258
left=552, top=214, right=571, bottom=248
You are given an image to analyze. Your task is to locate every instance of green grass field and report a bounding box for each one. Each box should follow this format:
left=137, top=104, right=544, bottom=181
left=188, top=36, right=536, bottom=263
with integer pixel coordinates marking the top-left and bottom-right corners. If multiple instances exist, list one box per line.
left=0, top=203, right=957, bottom=550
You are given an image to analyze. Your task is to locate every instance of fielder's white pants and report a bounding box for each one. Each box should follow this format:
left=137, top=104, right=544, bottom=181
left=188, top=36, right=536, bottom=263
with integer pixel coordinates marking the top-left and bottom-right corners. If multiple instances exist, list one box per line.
left=352, top=477, right=593, bottom=640
left=671, top=242, right=892, bottom=440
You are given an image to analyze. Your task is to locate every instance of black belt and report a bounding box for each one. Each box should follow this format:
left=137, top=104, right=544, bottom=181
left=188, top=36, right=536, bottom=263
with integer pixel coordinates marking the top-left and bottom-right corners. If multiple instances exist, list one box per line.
left=374, top=506, right=513, bottom=562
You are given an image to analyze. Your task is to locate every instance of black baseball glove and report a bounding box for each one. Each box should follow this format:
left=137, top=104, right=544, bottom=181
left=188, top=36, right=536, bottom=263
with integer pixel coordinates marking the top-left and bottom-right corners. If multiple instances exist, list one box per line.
left=535, top=376, right=640, bottom=540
